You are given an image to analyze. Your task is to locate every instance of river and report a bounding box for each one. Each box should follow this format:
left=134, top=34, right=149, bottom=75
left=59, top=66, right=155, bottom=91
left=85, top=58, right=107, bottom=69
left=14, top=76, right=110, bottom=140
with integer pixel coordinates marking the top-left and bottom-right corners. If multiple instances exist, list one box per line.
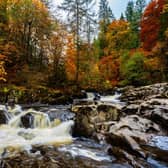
left=0, top=93, right=168, bottom=168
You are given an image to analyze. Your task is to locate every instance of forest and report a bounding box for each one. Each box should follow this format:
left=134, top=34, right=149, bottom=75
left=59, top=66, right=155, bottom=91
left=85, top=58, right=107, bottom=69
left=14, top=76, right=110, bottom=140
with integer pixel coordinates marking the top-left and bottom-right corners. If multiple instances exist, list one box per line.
left=0, top=0, right=168, bottom=91
left=0, top=1, right=168, bottom=167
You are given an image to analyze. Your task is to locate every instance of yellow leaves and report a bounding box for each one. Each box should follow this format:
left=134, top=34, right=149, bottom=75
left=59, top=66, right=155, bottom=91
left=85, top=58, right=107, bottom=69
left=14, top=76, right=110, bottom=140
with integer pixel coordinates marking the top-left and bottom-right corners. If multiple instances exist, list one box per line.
left=162, top=3, right=168, bottom=13
left=165, top=28, right=168, bottom=38
left=98, top=55, right=120, bottom=85
left=65, top=35, right=77, bottom=81
left=106, top=20, right=131, bottom=51
left=0, top=61, right=7, bottom=82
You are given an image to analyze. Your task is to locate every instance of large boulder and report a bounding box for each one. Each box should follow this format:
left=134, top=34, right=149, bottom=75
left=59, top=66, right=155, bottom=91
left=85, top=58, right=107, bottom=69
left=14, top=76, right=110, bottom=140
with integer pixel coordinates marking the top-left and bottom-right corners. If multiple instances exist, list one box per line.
left=105, top=115, right=162, bottom=158
left=72, top=101, right=122, bottom=137
left=120, top=83, right=168, bottom=131
left=0, top=105, right=11, bottom=124
left=120, top=83, right=168, bottom=103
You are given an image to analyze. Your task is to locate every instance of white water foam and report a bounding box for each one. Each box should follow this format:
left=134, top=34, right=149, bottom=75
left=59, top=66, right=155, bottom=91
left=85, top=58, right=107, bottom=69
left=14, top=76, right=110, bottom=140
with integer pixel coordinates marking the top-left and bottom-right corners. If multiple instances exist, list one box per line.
left=100, top=92, right=121, bottom=103
left=0, top=105, right=74, bottom=157
left=58, top=145, right=112, bottom=162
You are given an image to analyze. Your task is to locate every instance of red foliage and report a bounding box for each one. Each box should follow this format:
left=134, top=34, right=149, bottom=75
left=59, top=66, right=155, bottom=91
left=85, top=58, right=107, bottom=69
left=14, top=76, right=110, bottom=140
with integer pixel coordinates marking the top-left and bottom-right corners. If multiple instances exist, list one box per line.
left=98, top=55, right=120, bottom=85
left=140, top=0, right=165, bottom=51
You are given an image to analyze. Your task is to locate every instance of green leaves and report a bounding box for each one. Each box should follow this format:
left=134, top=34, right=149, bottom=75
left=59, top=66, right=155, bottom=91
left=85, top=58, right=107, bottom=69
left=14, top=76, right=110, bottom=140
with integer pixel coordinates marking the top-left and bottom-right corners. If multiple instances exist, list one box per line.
left=120, top=52, right=148, bottom=86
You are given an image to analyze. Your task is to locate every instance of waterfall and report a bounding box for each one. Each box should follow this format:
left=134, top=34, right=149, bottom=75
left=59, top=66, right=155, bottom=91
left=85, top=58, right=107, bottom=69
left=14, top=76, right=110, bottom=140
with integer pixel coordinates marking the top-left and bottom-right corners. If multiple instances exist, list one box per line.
left=0, top=105, right=74, bottom=157
left=86, top=92, right=95, bottom=100
left=100, top=92, right=123, bottom=104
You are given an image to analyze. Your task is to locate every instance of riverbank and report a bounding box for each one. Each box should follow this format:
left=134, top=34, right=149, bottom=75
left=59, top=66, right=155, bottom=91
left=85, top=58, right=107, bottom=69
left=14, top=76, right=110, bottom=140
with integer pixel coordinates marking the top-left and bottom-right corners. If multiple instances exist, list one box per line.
left=0, top=83, right=168, bottom=168
left=72, top=83, right=168, bottom=167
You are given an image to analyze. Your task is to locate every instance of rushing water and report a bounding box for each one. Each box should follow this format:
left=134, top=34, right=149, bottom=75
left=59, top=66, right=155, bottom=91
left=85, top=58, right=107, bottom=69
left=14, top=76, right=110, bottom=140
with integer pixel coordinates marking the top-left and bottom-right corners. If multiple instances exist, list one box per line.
left=0, top=94, right=168, bottom=167
left=0, top=105, right=74, bottom=158
left=0, top=103, right=115, bottom=168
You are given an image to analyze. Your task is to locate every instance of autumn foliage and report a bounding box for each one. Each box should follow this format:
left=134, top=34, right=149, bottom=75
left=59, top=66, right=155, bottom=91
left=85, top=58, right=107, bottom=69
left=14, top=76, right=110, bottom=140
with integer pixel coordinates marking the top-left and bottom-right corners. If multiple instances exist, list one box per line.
left=0, top=0, right=168, bottom=90
left=141, top=0, right=166, bottom=51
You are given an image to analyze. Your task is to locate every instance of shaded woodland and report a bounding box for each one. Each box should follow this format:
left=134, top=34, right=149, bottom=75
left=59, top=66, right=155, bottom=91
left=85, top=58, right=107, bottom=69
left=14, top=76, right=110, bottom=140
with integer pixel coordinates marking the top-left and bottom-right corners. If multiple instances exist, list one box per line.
left=0, top=0, right=168, bottom=91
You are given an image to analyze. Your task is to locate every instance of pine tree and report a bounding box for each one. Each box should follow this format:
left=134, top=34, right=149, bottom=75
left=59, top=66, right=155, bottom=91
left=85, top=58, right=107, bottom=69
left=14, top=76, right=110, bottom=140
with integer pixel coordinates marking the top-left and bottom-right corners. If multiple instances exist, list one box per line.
left=0, top=0, right=8, bottom=38
left=125, top=1, right=134, bottom=23
left=97, top=0, right=115, bottom=58
left=125, top=0, right=146, bottom=48
left=120, top=13, right=125, bottom=20
left=60, top=0, right=86, bottom=84
left=99, top=0, right=115, bottom=33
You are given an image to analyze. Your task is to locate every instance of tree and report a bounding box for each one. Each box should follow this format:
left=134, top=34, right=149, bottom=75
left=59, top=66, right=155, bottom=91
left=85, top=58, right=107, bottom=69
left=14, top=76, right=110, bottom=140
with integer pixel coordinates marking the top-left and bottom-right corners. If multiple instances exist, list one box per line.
left=120, top=13, right=125, bottom=20
left=125, top=1, right=134, bottom=23
left=83, top=0, right=96, bottom=60
left=60, top=0, right=86, bottom=85
left=140, top=0, right=165, bottom=51
left=0, top=54, right=7, bottom=82
left=125, top=0, right=146, bottom=31
left=99, top=0, right=115, bottom=27
left=48, top=22, right=67, bottom=86
left=135, top=0, right=146, bottom=20
left=120, top=52, right=148, bottom=86
left=9, top=0, right=52, bottom=65
left=98, top=54, right=120, bottom=86
left=65, top=35, right=77, bottom=82
left=0, top=0, right=8, bottom=38
left=160, top=0, right=168, bottom=40
left=105, top=20, right=133, bottom=53
left=125, top=0, right=146, bottom=47
left=97, top=0, right=115, bottom=58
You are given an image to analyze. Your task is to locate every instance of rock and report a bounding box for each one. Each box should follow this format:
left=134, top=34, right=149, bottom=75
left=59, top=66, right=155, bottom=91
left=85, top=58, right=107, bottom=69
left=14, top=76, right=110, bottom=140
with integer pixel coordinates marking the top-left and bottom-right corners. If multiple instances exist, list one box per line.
left=151, top=107, right=168, bottom=128
left=105, top=115, right=162, bottom=158
left=72, top=101, right=122, bottom=137
left=145, top=136, right=168, bottom=162
left=120, top=84, right=168, bottom=131
left=0, top=105, right=10, bottom=124
left=120, top=83, right=168, bottom=103
left=122, top=104, right=140, bottom=115
left=21, top=113, right=34, bottom=128
left=108, top=147, right=151, bottom=168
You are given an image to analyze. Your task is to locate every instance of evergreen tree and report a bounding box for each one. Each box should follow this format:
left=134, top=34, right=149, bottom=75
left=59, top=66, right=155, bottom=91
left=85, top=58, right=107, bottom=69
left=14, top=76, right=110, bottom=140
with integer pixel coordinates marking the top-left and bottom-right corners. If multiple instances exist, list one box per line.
left=125, top=0, right=146, bottom=48
left=120, top=13, right=125, bottom=20
left=99, top=0, right=115, bottom=33
left=135, top=0, right=146, bottom=16
left=84, top=0, right=96, bottom=52
left=97, top=0, right=115, bottom=58
left=0, top=0, right=8, bottom=38
left=125, top=1, right=134, bottom=23
left=125, top=0, right=146, bottom=31
left=134, top=0, right=146, bottom=31
left=60, top=0, right=86, bottom=84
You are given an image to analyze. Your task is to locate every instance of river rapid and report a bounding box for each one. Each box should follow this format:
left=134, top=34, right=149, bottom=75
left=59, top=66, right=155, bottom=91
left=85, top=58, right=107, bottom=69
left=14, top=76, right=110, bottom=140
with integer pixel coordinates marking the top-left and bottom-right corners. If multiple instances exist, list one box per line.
left=0, top=93, right=168, bottom=168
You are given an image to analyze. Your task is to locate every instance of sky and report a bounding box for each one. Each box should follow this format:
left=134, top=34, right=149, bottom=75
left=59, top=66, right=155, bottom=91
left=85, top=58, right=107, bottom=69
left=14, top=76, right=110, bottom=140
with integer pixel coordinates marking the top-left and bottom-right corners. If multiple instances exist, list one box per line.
left=52, top=0, right=150, bottom=19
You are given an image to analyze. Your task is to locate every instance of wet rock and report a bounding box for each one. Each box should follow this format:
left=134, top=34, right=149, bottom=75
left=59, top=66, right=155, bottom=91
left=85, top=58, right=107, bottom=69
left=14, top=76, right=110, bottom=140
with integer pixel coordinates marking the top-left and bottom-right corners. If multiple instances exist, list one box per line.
left=141, top=136, right=168, bottom=163
left=0, top=145, right=133, bottom=168
left=120, top=84, right=168, bottom=131
left=106, top=115, right=162, bottom=158
left=151, top=107, right=168, bottom=129
left=108, top=147, right=151, bottom=168
left=21, top=113, right=34, bottom=128
left=72, top=102, right=122, bottom=137
left=0, top=105, right=10, bottom=124
left=120, top=83, right=168, bottom=103
left=122, top=104, right=140, bottom=115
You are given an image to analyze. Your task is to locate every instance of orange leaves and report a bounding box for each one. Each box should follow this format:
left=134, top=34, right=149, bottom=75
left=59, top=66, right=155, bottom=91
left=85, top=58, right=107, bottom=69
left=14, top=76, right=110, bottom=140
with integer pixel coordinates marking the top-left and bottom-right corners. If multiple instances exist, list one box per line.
left=0, top=61, right=7, bottom=82
left=65, top=35, right=77, bottom=81
left=106, top=20, right=132, bottom=52
left=140, top=0, right=166, bottom=51
left=0, top=53, right=7, bottom=81
left=98, top=54, right=120, bottom=86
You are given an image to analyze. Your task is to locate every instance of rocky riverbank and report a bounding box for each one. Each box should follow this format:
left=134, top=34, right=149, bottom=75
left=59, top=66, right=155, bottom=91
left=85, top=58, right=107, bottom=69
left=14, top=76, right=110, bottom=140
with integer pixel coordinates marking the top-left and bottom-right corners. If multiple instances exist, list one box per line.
left=72, top=83, right=168, bottom=167
left=0, top=83, right=168, bottom=168
left=0, top=85, right=87, bottom=105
